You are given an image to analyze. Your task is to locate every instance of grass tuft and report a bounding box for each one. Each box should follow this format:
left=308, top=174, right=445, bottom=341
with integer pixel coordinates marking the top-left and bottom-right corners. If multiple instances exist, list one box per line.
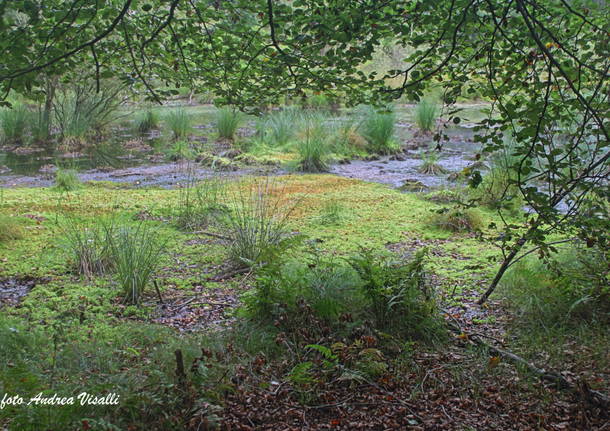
left=431, top=207, right=483, bottom=232
left=414, top=98, right=438, bottom=133
left=60, top=220, right=115, bottom=278
left=164, top=109, right=191, bottom=140
left=0, top=104, right=31, bottom=145
left=223, top=179, right=296, bottom=268
left=176, top=175, right=229, bottom=230
left=135, top=110, right=159, bottom=134
left=54, top=168, right=81, bottom=192
left=109, top=223, right=165, bottom=304
left=359, top=106, right=397, bottom=154
left=216, top=107, right=241, bottom=140
left=417, top=150, right=447, bottom=175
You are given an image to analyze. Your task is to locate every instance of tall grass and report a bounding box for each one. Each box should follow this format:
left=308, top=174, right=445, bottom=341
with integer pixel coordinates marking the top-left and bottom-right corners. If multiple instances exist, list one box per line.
left=216, top=107, right=241, bottom=140
left=176, top=173, right=229, bottom=230
left=414, top=98, right=438, bottom=132
left=109, top=223, right=165, bottom=304
left=0, top=104, right=31, bottom=145
left=359, top=106, right=397, bottom=154
left=256, top=107, right=301, bottom=147
left=60, top=219, right=165, bottom=303
left=53, top=81, right=123, bottom=142
left=60, top=221, right=115, bottom=278
left=54, top=168, right=81, bottom=192
left=164, top=109, right=191, bottom=140
left=31, top=109, right=52, bottom=143
left=501, top=244, right=609, bottom=329
left=166, top=140, right=195, bottom=161
left=295, top=113, right=328, bottom=172
left=223, top=179, right=295, bottom=268
left=135, top=110, right=159, bottom=134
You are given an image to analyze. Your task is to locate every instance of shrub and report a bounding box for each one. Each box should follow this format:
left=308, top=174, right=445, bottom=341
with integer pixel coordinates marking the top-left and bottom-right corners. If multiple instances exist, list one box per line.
left=223, top=179, right=295, bottom=268
left=417, top=150, right=447, bottom=175
left=414, top=98, right=438, bottom=133
left=60, top=221, right=115, bottom=278
left=0, top=215, right=24, bottom=242
left=109, top=223, right=165, bottom=304
left=164, top=109, right=191, bottom=140
left=347, top=248, right=442, bottom=339
left=135, top=110, right=159, bottom=134
left=431, top=207, right=483, bottom=232
left=501, top=244, right=609, bottom=328
left=54, top=168, right=81, bottom=192
left=0, top=104, right=31, bottom=145
left=216, top=107, right=241, bottom=140
left=359, top=106, right=397, bottom=154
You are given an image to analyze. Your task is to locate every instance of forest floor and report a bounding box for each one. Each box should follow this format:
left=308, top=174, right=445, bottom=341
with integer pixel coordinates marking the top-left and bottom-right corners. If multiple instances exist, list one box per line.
left=0, top=173, right=608, bottom=430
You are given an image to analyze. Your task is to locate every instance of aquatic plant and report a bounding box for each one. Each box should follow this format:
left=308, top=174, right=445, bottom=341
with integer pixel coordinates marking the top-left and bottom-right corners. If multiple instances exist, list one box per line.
left=359, top=106, right=397, bottom=154
left=0, top=104, right=31, bottom=145
left=164, top=109, right=191, bottom=140
left=414, top=99, right=438, bottom=133
left=135, top=110, right=159, bottom=134
left=417, top=150, right=447, bottom=175
left=216, top=107, right=241, bottom=140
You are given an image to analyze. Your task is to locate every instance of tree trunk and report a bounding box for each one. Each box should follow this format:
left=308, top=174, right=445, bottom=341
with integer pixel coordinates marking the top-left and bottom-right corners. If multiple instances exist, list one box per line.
left=478, top=221, right=541, bottom=305
left=42, top=76, right=57, bottom=143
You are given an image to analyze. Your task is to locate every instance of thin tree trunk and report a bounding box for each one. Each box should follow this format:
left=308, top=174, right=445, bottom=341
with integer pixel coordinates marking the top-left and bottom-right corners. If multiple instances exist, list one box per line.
left=478, top=221, right=540, bottom=305
left=42, top=76, right=57, bottom=143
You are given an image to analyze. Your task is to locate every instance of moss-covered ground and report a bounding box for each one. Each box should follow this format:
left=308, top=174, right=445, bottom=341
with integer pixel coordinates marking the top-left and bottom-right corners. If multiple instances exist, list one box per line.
left=0, top=175, right=607, bottom=430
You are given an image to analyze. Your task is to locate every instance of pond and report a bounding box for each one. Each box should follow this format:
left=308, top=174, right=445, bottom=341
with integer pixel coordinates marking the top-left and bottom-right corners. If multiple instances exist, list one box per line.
left=0, top=104, right=485, bottom=190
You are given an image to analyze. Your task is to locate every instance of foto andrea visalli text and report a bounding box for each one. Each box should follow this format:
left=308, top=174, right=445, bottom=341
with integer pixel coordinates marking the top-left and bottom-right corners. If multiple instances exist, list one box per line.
left=1, top=392, right=120, bottom=409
